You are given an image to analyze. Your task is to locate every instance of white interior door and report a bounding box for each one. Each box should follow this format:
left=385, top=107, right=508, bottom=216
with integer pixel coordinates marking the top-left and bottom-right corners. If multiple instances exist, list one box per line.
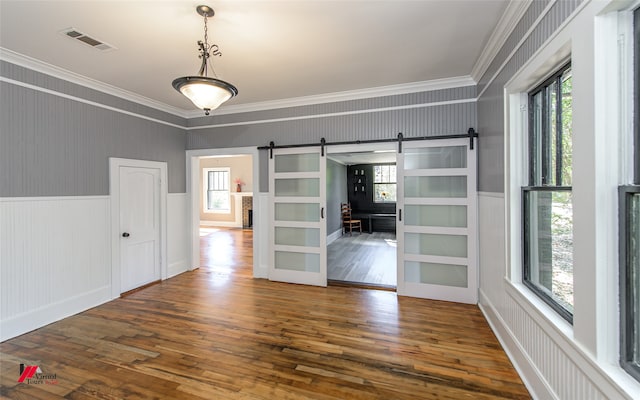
left=397, top=138, right=477, bottom=303
left=119, top=166, right=161, bottom=292
left=269, top=147, right=327, bottom=286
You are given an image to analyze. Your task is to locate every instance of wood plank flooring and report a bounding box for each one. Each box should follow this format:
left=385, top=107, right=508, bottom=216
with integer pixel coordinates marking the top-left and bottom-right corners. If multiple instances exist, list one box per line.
left=0, top=228, right=530, bottom=399
left=327, top=232, right=397, bottom=286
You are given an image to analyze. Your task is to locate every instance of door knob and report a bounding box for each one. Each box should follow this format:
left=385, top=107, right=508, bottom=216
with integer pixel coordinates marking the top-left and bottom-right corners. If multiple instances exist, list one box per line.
left=122, top=232, right=130, bottom=238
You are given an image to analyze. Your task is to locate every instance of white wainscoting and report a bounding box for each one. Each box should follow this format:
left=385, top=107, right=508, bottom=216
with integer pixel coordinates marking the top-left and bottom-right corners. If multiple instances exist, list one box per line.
left=477, top=192, right=635, bottom=400
left=0, top=196, right=112, bottom=341
left=0, top=193, right=191, bottom=341
left=168, top=193, right=189, bottom=277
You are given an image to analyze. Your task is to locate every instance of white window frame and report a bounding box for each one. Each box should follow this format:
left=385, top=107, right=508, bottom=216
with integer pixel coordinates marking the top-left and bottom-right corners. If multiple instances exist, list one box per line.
left=619, top=2, right=640, bottom=383
left=202, top=167, right=231, bottom=214
left=503, top=11, right=580, bottom=356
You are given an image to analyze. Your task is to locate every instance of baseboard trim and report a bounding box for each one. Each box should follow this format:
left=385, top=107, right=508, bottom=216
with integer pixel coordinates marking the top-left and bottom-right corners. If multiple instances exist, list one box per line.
left=120, top=280, right=161, bottom=297
left=478, top=289, right=555, bottom=399
left=254, top=266, right=269, bottom=279
left=326, top=228, right=343, bottom=245
left=0, top=285, right=111, bottom=341
left=200, top=220, right=242, bottom=228
left=168, top=260, right=189, bottom=278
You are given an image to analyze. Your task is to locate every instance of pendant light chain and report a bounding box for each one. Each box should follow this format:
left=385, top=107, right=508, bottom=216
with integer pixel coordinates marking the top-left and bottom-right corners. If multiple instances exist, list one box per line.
left=202, top=12, right=221, bottom=79
left=203, top=13, right=209, bottom=49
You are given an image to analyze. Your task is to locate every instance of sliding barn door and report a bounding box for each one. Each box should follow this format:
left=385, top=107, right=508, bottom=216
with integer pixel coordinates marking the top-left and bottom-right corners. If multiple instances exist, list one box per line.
left=397, top=138, right=477, bottom=303
left=269, top=147, right=327, bottom=286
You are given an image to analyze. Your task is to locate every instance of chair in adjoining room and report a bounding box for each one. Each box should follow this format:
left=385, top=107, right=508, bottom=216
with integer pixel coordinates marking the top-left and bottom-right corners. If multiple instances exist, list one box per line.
left=341, top=203, right=362, bottom=235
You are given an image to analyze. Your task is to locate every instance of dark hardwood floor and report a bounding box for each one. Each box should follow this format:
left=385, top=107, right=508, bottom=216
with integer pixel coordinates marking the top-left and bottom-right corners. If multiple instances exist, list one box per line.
left=0, top=228, right=530, bottom=399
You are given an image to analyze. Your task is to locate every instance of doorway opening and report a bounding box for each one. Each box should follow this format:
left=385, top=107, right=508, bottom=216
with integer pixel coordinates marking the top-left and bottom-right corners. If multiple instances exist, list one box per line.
left=326, top=144, right=398, bottom=289
left=187, top=147, right=260, bottom=278
left=266, top=135, right=477, bottom=303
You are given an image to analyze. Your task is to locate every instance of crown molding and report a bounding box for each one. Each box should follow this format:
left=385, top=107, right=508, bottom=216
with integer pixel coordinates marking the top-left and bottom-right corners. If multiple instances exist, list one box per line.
left=188, top=98, right=476, bottom=130
left=191, top=75, right=477, bottom=118
left=471, top=0, right=532, bottom=83
left=1, top=47, right=477, bottom=121
left=0, top=47, right=190, bottom=118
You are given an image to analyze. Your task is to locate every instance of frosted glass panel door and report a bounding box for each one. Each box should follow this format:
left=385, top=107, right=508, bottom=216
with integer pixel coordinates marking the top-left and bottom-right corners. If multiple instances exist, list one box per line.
left=269, top=147, right=327, bottom=286
left=397, top=139, right=477, bottom=303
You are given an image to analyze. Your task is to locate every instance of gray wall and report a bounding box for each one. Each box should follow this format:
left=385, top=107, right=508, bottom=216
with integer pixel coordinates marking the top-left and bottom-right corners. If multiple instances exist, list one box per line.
left=476, top=0, right=584, bottom=193
left=1, top=61, right=187, bottom=127
left=2, top=51, right=479, bottom=197
left=326, top=159, right=348, bottom=234
left=0, top=63, right=187, bottom=196
left=186, top=86, right=477, bottom=150
left=188, top=85, right=477, bottom=194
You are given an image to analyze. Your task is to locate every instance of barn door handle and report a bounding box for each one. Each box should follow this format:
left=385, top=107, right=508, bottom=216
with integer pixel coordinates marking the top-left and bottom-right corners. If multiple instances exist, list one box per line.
left=321, top=207, right=324, bottom=219
left=122, top=232, right=130, bottom=238
left=398, top=209, right=402, bottom=222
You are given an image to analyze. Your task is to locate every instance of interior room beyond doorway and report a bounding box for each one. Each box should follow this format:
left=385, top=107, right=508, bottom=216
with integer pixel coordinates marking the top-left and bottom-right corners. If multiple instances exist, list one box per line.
left=199, top=155, right=254, bottom=230
left=327, top=148, right=397, bottom=288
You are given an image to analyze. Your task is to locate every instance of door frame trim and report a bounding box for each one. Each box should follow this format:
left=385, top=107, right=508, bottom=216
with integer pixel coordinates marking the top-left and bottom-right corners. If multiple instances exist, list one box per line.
left=109, top=158, right=168, bottom=299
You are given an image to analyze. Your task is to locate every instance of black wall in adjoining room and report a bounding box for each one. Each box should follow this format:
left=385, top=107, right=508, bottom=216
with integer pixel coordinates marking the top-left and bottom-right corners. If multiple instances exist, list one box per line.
left=346, top=164, right=396, bottom=232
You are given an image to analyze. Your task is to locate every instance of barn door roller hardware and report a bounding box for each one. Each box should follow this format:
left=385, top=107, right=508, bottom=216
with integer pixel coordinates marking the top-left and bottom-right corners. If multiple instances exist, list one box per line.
left=258, top=128, right=479, bottom=153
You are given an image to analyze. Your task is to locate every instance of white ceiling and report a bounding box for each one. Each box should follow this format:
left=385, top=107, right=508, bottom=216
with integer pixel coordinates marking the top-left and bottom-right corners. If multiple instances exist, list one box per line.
left=0, top=1, right=511, bottom=115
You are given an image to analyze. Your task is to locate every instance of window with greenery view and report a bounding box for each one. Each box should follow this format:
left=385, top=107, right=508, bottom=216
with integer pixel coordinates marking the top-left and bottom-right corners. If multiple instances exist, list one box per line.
left=619, top=7, right=640, bottom=382
left=204, top=168, right=230, bottom=212
left=373, top=164, right=396, bottom=202
left=523, top=63, right=574, bottom=323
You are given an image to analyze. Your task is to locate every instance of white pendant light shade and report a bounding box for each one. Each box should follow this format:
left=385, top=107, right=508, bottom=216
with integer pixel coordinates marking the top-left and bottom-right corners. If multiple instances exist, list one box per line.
left=172, top=76, right=238, bottom=112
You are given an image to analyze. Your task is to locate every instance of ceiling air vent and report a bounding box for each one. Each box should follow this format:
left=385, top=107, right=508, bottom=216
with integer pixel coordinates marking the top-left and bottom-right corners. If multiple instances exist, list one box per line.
left=59, top=28, right=116, bottom=51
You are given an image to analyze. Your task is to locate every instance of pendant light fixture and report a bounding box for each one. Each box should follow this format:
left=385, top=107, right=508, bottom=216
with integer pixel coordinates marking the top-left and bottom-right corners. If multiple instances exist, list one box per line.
left=172, top=5, right=238, bottom=115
